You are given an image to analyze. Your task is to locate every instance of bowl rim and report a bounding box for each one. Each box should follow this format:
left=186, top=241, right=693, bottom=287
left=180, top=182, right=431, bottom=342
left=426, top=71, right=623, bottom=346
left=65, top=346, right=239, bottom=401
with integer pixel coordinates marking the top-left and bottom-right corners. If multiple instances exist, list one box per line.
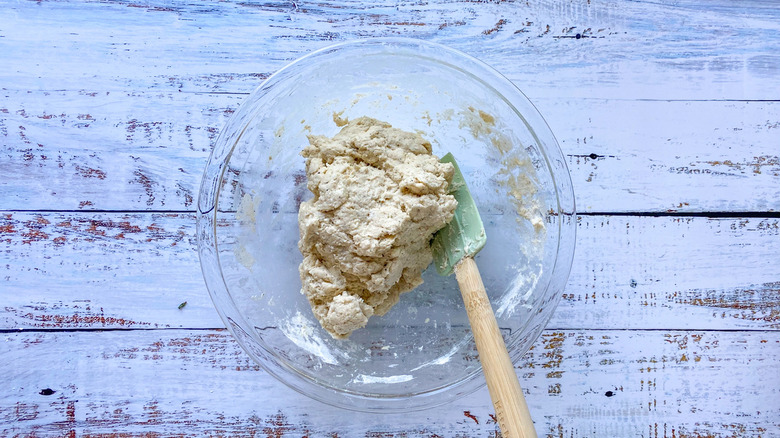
left=197, top=36, right=576, bottom=413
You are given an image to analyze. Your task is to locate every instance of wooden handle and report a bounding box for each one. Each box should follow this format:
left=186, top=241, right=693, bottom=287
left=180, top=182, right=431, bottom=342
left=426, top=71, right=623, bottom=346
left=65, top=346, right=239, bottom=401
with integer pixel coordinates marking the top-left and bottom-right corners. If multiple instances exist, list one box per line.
left=455, top=257, right=537, bottom=438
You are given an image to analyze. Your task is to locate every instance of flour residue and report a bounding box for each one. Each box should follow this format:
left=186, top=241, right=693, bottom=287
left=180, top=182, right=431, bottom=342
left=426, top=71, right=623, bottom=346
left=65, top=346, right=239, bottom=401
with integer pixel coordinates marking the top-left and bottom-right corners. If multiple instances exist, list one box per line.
left=499, top=155, right=546, bottom=233
left=332, top=110, right=349, bottom=127
left=459, top=106, right=496, bottom=138
left=234, top=245, right=255, bottom=270
left=351, top=93, right=367, bottom=105
left=351, top=374, right=414, bottom=384
left=458, top=107, right=546, bottom=236
left=454, top=106, right=547, bottom=317
left=410, top=341, right=462, bottom=371
left=280, top=311, right=346, bottom=365
left=236, top=193, right=257, bottom=229
left=497, top=268, right=542, bottom=316
left=234, top=193, right=260, bottom=270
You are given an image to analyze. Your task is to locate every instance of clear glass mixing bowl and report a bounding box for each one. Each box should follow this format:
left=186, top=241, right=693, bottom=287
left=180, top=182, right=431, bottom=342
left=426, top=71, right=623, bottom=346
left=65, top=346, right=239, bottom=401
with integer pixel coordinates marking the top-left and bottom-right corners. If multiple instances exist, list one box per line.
left=197, top=38, right=576, bottom=412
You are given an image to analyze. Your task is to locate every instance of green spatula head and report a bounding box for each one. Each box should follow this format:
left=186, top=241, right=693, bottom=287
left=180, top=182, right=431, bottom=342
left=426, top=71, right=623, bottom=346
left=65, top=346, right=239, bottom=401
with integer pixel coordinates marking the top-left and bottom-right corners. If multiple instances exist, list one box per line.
left=431, top=153, right=487, bottom=276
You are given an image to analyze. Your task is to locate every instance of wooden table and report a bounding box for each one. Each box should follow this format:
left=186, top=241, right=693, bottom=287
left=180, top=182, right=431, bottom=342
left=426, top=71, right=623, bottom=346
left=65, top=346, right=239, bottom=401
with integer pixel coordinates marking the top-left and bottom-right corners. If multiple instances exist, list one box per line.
left=3, top=1, right=779, bottom=436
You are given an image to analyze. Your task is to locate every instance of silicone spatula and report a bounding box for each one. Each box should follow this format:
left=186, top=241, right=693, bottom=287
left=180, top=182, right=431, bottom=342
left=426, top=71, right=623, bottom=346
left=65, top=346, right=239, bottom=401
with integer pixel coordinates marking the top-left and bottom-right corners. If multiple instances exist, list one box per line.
left=431, top=153, right=538, bottom=438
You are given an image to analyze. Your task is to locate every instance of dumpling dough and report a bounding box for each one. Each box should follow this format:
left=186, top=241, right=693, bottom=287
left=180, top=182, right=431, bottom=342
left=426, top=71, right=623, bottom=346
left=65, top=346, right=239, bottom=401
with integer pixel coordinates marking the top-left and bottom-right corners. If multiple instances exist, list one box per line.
left=298, top=117, right=457, bottom=339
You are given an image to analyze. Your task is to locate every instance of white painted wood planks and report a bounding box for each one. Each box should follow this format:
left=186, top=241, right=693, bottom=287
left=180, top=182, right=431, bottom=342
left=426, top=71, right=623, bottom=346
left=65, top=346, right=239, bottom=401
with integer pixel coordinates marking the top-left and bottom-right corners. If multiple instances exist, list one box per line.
left=2, top=0, right=779, bottom=435
left=2, top=329, right=777, bottom=436
left=1, top=0, right=779, bottom=99
left=2, top=213, right=777, bottom=331
left=2, top=91, right=778, bottom=212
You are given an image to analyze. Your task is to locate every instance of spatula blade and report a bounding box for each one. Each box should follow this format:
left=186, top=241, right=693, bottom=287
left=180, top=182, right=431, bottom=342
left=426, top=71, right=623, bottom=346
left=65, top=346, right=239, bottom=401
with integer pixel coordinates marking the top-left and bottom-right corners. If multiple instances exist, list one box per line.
left=431, top=153, right=487, bottom=276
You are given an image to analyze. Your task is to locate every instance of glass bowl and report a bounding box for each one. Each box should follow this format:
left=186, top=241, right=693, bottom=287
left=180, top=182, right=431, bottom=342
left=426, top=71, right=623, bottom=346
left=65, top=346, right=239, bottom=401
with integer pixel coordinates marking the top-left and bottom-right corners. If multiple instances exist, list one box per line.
left=197, top=38, right=575, bottom=413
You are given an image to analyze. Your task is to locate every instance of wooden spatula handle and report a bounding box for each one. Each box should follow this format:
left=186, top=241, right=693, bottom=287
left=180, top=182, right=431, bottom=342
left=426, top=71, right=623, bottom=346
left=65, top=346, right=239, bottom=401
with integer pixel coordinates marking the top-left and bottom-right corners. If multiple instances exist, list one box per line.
left=455, top=257, right=538, bottom=438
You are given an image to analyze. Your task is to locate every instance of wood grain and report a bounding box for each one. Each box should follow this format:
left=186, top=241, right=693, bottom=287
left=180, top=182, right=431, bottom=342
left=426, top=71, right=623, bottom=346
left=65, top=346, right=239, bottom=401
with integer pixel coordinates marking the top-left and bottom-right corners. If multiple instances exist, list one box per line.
left=541, top=99, right=780, bottom=214
left=3, top=0, right=779, bottom=436
left=0, top=212, right=213, bottom=330
left=456, top=257, right=537, bottom=438
left=2, top=91, right=778, bottom=213
left=0, top=90, right=239, bottom=211
left=1, top=0, right=779, bottom=99
left=2, top=329, right=777, bottom=437
left=2, top=212, right=778, bottom=331
left=552, top=215, right=780, bottom=330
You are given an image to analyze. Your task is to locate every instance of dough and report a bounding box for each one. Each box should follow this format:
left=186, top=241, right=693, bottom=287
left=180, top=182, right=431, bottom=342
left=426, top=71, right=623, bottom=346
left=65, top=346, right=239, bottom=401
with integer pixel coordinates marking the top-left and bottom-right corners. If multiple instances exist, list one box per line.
left=298, top=117, right=457, bottom=339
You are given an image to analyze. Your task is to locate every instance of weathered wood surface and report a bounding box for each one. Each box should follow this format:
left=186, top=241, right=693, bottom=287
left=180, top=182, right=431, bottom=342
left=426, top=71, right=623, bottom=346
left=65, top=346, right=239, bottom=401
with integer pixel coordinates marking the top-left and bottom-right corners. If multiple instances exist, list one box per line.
left=3, top=0, right=780, bottom=436
left=2, top=212, right=778, bottom=331
left=2, top=0, right=780, bottom=100
left=3, top=329, right=778, bottom=437
left=2, top=91, right=779, bottom=213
